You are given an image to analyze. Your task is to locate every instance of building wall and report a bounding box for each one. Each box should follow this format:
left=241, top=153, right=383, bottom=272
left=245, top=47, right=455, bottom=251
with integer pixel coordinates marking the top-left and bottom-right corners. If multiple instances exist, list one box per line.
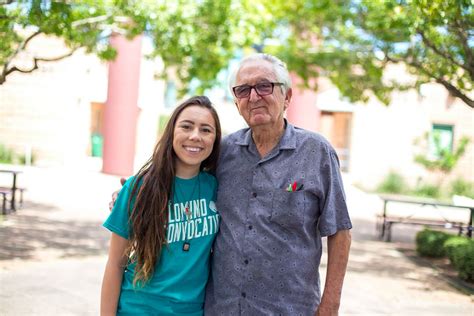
left=0, top=34, right=107, bottom=166
left=0, top=34, right=165, bottom=172
left=348, top=82, right=473, bottom=190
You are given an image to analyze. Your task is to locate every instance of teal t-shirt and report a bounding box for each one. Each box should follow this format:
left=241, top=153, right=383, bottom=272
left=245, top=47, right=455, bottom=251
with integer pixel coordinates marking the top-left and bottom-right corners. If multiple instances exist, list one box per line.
left=103, top=171, right=219, bottom=316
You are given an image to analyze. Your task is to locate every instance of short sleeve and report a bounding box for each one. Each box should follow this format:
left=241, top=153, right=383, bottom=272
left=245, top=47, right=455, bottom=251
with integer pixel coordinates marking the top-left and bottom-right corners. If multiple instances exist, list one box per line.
left=317, top=150, right=352, bottom=237
left=103, top=177, right=136, bottom=239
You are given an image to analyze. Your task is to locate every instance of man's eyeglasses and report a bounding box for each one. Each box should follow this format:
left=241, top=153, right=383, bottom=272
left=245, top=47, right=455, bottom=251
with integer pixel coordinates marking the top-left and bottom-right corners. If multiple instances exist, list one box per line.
left=232, top=82, right=284, bottom=99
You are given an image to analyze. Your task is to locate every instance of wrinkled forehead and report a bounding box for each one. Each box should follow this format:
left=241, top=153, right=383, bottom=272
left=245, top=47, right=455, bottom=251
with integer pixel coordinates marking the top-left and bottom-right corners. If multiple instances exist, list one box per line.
left=235, top=60, right=277, bottom=85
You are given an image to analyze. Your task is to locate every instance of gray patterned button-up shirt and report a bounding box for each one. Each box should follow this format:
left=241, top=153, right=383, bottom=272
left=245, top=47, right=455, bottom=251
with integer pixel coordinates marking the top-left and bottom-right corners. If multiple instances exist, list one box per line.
left=205, top=122, right=352, bottom=316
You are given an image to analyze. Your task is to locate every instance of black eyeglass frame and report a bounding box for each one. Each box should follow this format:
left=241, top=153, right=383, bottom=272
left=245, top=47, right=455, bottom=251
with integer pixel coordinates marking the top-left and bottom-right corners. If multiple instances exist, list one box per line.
left=232, top=82, right=285, bottom=99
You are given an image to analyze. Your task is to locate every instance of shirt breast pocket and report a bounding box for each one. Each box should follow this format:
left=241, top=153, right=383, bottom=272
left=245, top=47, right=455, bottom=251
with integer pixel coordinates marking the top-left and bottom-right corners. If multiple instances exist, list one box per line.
left=271, top=190, right=305, bottom=228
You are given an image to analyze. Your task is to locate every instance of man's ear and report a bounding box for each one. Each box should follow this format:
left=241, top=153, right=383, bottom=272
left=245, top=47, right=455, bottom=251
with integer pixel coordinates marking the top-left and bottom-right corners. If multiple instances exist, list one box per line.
left=284, top=88, right=292, bottom=111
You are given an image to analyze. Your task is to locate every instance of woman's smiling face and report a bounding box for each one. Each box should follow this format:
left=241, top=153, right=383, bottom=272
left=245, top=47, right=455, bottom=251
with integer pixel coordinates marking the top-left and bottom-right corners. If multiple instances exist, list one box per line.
left=173, top=105, right=217, bottom=176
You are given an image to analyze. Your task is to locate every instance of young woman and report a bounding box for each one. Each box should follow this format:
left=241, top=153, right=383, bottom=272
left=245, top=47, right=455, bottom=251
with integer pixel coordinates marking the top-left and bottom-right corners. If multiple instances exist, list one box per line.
left=100, top=96, right=221, bottom=315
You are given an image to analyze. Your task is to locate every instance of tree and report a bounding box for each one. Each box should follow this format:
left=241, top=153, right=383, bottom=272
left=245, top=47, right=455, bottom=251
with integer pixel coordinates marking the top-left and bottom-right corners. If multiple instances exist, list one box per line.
left=3, top=0, right=472, bottom=108
left=1, top=0, right=125, bottom=85
left=142, top=0, right=264, bottom=92
left=0, top=0, right=258, bottom=91
left=262, top=0, right=473, bottom=108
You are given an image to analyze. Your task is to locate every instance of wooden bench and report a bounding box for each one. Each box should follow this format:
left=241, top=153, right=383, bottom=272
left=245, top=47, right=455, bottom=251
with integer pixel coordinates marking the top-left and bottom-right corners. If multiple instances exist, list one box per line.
left=0, top=188, right=11, bottom=215
left=0, top=191, right=7, bottom=214
left=377, top=195, right=473, bottom=242
left=376, top=215, right=465, bottom=242
left=0, top=169, right=24, bottom=213
left=0, top=186, right=25, bottom=206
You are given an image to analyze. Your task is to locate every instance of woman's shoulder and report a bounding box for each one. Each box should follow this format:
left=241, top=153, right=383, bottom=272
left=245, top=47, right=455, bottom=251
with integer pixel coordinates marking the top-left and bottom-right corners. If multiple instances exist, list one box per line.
left=118, top=175, right=142, bottom=197
left=121, top=175, right=138, bottom=190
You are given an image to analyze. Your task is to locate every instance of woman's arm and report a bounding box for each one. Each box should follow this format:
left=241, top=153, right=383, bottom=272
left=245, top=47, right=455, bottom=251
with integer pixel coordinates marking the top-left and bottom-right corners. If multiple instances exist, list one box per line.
left=101, top=233, right=129, bottom=315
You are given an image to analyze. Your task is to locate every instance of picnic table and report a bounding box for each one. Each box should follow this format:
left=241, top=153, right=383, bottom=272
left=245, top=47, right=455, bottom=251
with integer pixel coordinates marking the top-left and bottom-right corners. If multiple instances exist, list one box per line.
left=377, top=194, right=473, bottom=242
left=0, top=169, right=23, bottom=214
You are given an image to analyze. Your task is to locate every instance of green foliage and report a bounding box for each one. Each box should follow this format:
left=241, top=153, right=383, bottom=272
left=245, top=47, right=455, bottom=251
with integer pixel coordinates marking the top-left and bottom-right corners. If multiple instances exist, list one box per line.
left=415, top=135, right=470, bottom=174
left=376, top=171, right=407, bottom=194
left=1, top=0, right=115, bottom=84
left=444, top=236, right=472, bottom=266
left=416, top=229, right=474, bottom=281
left=0, top=143, right=34, bottom=165
left=2, top=0, right=473, bottom=107
left=1, top=1, right=252, bottom=92
left=0, top=144, right=14, bottom=164
left=266, top=0, right=474, bottom=107
left=145, top=0, right=251, bottom=93
left=0, top=0, right=474, bottom=107
left=449, top=240, right=474, bottom=282
left=413, top=183, right=440, bottom=199
left=450, top=178, right=474, bottom=199
left=415, top=229, right=451, bottom=257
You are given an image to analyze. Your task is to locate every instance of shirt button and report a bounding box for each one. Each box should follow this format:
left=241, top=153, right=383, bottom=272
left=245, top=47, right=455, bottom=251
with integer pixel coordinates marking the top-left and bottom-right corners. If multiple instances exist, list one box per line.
left=241, top=292, right=246, bottom=298
left=248, top=225, right=253, bottom=230
left=252, top=192, right=257, bottom=198
left=244, top=259, right=249, bottom=264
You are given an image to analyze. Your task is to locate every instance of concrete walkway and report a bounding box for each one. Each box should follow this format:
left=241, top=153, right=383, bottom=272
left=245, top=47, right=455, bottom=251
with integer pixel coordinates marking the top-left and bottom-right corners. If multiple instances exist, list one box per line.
left=0, top=165, right=472, bottom=315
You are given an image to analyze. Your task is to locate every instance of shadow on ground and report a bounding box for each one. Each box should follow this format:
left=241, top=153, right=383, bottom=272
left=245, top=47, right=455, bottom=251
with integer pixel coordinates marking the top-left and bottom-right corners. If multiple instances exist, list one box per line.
left=0, top=202, right=109, bottom=261
left=319, top=218, right=465, bottom=294
left=343, top=218, right=424, bottom=277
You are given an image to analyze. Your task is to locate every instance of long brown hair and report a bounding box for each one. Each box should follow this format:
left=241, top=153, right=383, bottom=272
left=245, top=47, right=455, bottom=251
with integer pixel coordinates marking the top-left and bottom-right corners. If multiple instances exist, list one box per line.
left=126, top=96, right=221, bottom=286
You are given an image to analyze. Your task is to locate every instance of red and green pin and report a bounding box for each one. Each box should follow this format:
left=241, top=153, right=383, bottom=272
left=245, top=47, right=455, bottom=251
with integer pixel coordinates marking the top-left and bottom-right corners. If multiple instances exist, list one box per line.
left=286, top=181, right=303, bottom=192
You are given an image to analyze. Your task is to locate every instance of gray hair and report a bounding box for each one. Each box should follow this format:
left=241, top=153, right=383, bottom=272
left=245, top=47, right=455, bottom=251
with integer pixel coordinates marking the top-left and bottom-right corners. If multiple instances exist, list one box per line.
left=228, top=53, right=292, bottom=97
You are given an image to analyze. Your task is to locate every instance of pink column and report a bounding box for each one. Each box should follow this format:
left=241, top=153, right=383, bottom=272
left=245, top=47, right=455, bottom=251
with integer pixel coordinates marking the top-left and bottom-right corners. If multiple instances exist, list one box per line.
left=286, top=74, right=321, bottom=132
left=102, top=34, right=142, bottom=176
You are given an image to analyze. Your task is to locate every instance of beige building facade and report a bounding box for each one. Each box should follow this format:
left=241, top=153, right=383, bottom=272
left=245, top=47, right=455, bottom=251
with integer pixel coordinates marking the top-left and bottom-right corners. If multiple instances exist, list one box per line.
left=314, top=69, right=473, bottom=191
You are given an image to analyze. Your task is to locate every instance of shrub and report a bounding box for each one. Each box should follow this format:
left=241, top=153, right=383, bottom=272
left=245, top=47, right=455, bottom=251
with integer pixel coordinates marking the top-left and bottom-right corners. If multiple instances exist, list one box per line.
left=444, top=236, right=472, bottom=268
left=376, top=171, right=407, bottom=194
left=415, top=229, right=451, bottom=257
left=0, top=144, right=35, bottom=165
left=413, top=183, right=440, bottom=199
left=449, top=241, right=474, bottom=282
left=416, top=229, right=474, bottom=282
left=450, top=178, right=474, bottom=199
left=0, top=144, right=14, bottom=164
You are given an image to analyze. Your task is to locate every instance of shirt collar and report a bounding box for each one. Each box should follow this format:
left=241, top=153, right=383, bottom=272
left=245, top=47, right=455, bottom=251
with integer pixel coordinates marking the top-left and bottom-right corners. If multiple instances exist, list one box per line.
left=234, top=119, right=297, bottom=150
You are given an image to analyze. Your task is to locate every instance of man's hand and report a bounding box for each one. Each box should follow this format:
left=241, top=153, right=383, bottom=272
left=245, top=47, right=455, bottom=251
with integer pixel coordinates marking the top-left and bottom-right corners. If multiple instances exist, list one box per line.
left=108, top=178, right=127, bottom=211
left=315, top=300, right=339, bottom=316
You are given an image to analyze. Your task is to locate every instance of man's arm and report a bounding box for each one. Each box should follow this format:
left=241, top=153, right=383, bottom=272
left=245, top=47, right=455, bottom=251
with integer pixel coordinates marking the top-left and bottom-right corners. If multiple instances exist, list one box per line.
left=316, top=229, right=351, bottom=316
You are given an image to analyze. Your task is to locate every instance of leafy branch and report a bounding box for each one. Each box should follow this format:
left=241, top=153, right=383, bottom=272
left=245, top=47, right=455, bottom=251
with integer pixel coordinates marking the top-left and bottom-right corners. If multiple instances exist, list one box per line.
left=414, top=134, right=470, bottom=175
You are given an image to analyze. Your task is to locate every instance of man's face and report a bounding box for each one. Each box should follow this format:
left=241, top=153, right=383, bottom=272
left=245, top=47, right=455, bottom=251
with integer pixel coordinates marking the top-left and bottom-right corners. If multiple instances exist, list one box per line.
left=233, top=60, right=291, bottom=129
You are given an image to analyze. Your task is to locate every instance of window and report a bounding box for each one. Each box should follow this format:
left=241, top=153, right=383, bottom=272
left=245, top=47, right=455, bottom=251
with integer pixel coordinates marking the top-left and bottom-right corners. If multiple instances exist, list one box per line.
left=429, top=124, right=453, bottom=158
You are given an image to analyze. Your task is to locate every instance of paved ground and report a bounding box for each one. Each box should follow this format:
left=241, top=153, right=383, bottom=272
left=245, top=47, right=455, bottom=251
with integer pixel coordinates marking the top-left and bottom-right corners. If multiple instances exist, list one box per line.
left=0, top=165, right=473, bottom=315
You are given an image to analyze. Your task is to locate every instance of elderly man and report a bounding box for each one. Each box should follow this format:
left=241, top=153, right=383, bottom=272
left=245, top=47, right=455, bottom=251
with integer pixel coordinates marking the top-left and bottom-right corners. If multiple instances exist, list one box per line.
left=204, top=53, right=352, bottom=315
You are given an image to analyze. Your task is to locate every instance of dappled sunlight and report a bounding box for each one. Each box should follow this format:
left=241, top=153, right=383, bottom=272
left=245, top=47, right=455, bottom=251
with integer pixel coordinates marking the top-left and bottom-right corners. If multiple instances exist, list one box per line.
left=0, top=201, right=109, bottom=264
